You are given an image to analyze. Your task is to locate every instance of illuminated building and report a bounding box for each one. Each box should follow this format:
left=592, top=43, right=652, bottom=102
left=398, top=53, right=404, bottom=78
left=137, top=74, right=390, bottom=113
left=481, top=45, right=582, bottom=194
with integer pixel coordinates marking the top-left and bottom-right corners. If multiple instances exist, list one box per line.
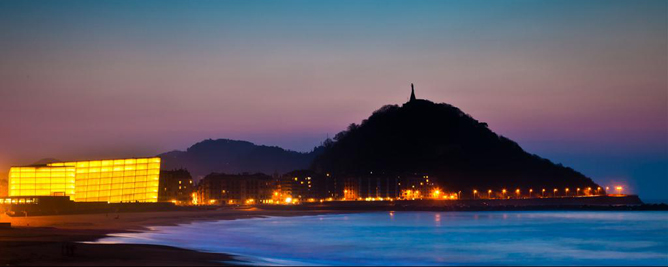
left=397, top=174, right=433, bottom=200
left=8, top=157, right=161, bottom=203
left=8, top=165, right=75, bottom=197
left=342, top=177, right=359, bottom=200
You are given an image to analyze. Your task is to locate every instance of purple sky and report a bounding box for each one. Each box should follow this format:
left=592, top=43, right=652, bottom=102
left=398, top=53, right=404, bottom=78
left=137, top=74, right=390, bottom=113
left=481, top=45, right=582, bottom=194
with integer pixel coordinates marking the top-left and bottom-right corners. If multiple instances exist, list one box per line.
left=0, top=0, right=666, bottom=200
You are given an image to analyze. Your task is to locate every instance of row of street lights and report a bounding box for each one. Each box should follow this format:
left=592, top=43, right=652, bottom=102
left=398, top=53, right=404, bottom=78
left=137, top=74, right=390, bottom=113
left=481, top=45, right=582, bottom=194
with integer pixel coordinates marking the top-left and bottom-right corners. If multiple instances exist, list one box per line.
left=469, top=186, right=623, bottom=199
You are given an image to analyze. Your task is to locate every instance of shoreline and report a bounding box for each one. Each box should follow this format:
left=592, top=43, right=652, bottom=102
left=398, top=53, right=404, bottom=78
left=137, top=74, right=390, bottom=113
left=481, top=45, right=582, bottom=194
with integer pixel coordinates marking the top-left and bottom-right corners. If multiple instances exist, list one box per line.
left=0, top=208, right=359, bottom=266
left=2, top=206, right=666, bottom=265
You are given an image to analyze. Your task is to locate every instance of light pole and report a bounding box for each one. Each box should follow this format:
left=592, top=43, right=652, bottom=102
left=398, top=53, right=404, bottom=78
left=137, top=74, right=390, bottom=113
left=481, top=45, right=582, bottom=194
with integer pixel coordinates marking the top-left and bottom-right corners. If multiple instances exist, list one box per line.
left=616, top=186, right=623, bottom=195
left=553, top=188, right=558, bottom=197
left=565, top=188, right=569, bottom=197
left=576, top=188, right=580, bottom=196
left=473, top=190, right=477, bottom=199
left=542, top=189, right=545, bottom=198
left=488, top=190, right=492, bottom=199
left=515, top=189, right=520, bottom=199
left=502, top=189, right=507, bottom=199
left=529, top=189, right=533, bottom=198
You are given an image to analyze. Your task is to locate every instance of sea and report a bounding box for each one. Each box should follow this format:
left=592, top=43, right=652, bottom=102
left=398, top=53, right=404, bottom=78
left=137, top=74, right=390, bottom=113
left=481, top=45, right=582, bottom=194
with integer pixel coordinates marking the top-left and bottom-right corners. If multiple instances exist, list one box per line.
left=96, top=211, right=668, bottom=266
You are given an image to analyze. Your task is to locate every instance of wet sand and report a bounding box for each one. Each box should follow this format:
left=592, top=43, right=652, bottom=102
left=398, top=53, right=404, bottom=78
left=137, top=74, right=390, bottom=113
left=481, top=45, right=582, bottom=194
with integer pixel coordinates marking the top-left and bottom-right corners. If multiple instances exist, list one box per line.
left=0, top=208, right=354, bottom=266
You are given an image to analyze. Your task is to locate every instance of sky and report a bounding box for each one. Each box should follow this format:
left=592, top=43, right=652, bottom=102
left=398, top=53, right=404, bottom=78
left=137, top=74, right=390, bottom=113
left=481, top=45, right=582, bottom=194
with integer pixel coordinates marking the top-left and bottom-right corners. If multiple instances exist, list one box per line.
left=0, top=0, right=666, bottom=200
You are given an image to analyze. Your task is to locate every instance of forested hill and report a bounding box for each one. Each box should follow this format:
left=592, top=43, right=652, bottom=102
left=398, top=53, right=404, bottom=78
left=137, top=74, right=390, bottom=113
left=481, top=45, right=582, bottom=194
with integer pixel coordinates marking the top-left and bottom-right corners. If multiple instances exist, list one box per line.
left=311, top=99, right=600, bottom=191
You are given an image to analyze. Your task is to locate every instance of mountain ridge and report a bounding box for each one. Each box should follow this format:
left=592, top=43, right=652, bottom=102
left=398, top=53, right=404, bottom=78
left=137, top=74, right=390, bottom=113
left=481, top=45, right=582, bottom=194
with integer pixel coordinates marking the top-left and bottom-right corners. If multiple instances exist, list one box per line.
left=157, top=92, right=600, bottom=192
left=158, top=138, right=323, bottom=180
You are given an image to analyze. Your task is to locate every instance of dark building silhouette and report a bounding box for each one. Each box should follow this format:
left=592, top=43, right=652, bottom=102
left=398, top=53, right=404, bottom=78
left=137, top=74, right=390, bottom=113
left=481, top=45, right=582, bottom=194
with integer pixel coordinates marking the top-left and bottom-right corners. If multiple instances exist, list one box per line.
left=279, top=170, right=344, bottom=202
left=333, top=172, right=434, bottom=200
left=275, top=170, right=436, bottom=202
left=280, top=170, right=323, bottom=202
left=196, top=173, right=274, bottom=205
left=158, top=169, right=194, bottom=204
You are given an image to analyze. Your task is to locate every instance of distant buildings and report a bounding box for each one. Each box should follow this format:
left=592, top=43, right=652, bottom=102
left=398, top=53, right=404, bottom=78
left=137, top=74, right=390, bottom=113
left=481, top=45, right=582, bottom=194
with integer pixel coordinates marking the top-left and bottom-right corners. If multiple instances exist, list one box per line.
left=158, top=169, right=194, bottom=204
left=8, top=157, right=161, bottom=203
left=190, top=171, right=439, bottom=205
left=335, top=173, right=434, bottom=200
left=279, top=170, right=328, bottom=202
left=3, top=155, right=607, bottom=208
left=274, top=171, right=431, bottom=202
left=195, top=173, right=274, bottom=205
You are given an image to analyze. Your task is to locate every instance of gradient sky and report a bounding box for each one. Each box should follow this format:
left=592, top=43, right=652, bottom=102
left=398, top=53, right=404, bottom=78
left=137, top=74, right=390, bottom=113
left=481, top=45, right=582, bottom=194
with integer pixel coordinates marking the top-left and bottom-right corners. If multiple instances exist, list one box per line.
left=1, top=0, right=666, bottom=200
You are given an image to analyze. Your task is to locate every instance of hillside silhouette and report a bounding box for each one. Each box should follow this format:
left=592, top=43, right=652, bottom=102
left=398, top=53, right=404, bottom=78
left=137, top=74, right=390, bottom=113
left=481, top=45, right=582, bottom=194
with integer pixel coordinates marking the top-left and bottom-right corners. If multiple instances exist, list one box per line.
left=159, top=139, right=322, bottom=180
left=312, top=95, right=600, bottom=192
left=32, top=158, right=62, bottom=165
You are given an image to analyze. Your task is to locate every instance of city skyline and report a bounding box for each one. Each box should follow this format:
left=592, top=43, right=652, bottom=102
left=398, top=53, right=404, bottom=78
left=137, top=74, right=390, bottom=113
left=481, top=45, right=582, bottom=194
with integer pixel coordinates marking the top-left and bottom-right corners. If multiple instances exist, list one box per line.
left=1, top=0, right=666, bottom=200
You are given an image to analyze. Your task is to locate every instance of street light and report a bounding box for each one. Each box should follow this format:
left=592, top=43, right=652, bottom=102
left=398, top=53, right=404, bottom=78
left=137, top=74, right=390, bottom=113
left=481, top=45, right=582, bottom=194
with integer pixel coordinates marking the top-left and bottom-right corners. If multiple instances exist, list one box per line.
left=488, top=189, right=492, bottom=199
left=473, top=190, right=478, bottom=199
left=502, top=189, right=507, bottom=199
left=616, top=186, right=623, bottom=195
left=542, top=189, right=546, bottom=198
left=529, top=189, right=533, bottom=198
left=565, top=188, right=570, bottom=197
left=576, top=188, right=580, bottom=196
left=515, top=189, right=520, bottom=198
left=553, top=188, right=558, bottom=197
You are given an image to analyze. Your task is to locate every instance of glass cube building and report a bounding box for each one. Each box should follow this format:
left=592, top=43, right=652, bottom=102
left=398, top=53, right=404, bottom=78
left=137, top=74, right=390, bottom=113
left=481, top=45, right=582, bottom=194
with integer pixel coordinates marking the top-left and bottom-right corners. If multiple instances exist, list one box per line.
left=8, top=157, right=161, bottom=203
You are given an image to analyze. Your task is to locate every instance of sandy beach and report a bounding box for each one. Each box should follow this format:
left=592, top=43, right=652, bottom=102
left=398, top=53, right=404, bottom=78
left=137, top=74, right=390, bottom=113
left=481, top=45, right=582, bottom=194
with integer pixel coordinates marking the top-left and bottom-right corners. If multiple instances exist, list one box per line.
left=2, top=200, right=663, bottom=265
left=0, top=208, right=353, bottom=266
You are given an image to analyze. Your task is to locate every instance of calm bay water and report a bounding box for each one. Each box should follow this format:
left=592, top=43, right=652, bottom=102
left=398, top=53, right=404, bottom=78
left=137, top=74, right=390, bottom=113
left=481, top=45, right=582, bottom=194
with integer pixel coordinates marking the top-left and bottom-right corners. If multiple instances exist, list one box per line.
left=98, top=211, right=668, bottom=265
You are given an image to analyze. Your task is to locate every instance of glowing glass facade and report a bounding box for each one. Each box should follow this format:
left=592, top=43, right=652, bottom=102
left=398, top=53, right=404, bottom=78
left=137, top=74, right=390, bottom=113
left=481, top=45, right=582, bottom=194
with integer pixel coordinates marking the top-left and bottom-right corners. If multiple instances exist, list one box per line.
left=8, top=166, right=76, bottom=197
left=8, top=157, right=161, bottom=203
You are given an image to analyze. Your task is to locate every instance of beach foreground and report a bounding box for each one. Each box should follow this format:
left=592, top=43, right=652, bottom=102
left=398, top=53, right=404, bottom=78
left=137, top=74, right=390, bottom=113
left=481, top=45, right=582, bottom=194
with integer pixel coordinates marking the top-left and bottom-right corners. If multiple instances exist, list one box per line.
left=0, top=208, right=351, bottom=266
left=2, top=207, right=666, bottom=265
left=98, top=210, right=668, bottom=266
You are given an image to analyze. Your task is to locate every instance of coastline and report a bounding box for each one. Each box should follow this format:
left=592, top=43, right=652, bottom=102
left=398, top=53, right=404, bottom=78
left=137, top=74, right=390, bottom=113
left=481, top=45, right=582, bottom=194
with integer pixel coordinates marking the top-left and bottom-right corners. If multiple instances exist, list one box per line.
left=0, top=208, right=358, bottom=266
left=2, top=204, right=666, bottom=266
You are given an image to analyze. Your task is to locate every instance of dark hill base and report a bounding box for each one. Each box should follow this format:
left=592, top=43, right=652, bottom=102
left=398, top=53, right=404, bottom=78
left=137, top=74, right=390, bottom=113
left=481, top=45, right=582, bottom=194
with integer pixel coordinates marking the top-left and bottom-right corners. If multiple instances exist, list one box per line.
left=312, top=99, right=600, bottom=192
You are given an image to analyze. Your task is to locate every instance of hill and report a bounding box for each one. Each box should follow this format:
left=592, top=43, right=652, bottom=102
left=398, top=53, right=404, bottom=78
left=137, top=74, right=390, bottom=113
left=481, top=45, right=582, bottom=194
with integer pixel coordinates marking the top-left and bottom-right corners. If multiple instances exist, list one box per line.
left=32, top=158, right=63, bottom=165
left=311, top=96, right=600, bottom=192
left=158, top=139, right=323, bottom=180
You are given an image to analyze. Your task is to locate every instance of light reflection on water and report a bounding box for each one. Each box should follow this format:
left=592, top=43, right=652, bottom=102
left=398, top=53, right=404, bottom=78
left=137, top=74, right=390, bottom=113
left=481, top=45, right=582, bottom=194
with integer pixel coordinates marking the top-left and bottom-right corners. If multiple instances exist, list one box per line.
left=97, top=211, right=668, bottom=266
